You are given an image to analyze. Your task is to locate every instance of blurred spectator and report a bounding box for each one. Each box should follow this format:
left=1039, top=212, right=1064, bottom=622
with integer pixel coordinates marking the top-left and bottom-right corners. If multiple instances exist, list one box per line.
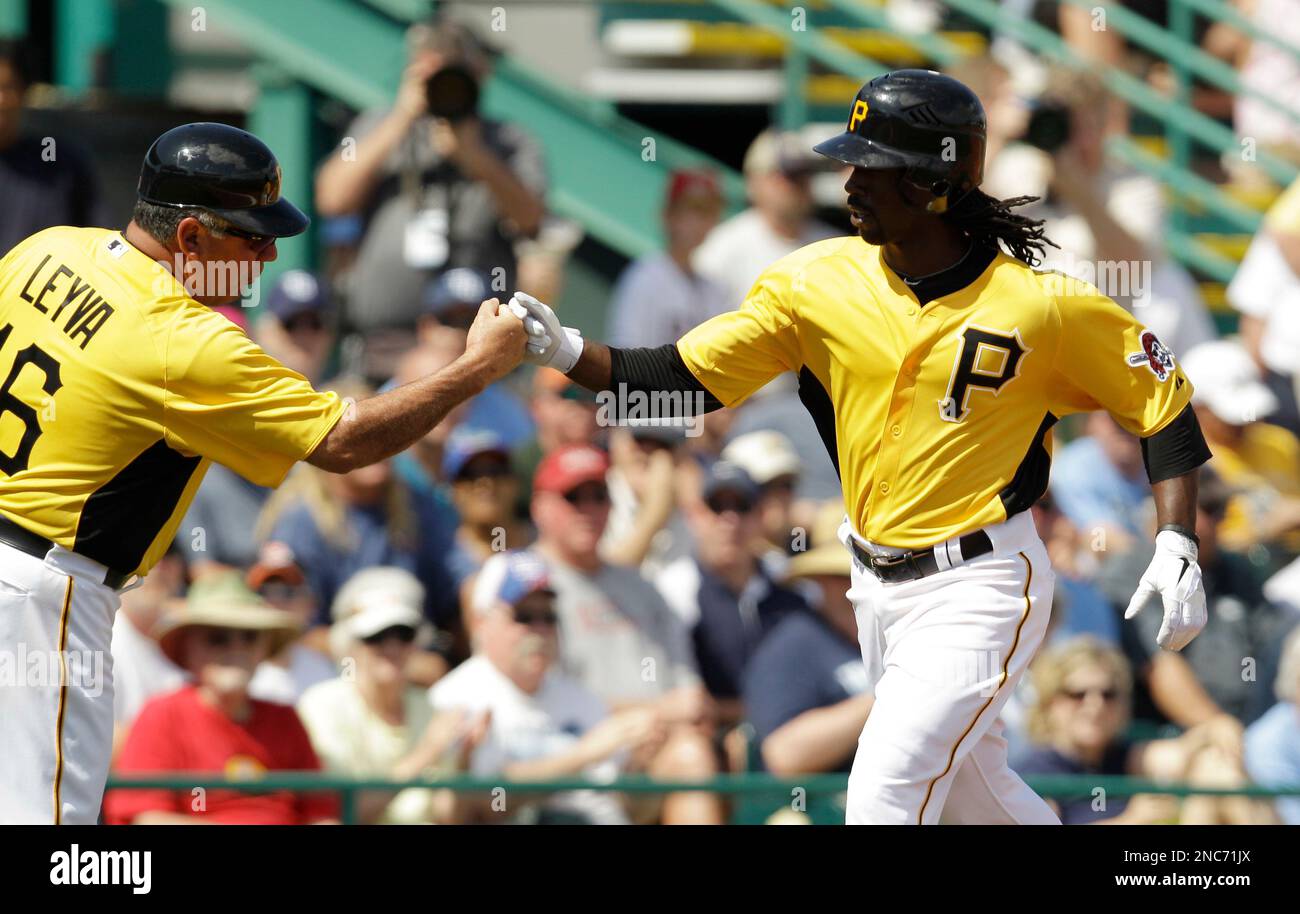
left=693, top=129, right=836, bottom=312
left=513, top=366, right=602, bottom=504
left=607, top=169, right=730, bottom=347
left=743, top=503, right=870, bottom=776
left=0, top=40, right=107, bottom=254
left=389, top=341, right=471, bottom=498
left=176, top=465, right=271, bottom=574
left=601, top=425, right=692, bottom=577
left=442, top=426, right=533, bottom=611
left=530, top=445, right=724, bottom=822
left=1097, top=469, right=1296, bottom=728
left=1233, top=0, right=1300, bottom=172
left=1029, top=492, right=1120, bottom=646
left=657, top=462, right=807, bottom=725
left=1019, top=638, right=1267, bottom=825
left=1180, top=339, right=1300, bottom=555
left=720, top=430, right=802, bottom=579
left=1228, top=175, right=1300, bottom=435
left=300, top=573, right=485, bottom=824
left=315, top=18, right=545, bottom=375
left=1049, top=412, right=1150, bottom=547
left=1244, top=627, right=1300, bottom=824
left=330, top=566, right=449, bottom=688
left=105, top=575, right=337, bottom=825
left=110, top=547, right=187, bottom=752
left=726, top=386, right=842, bottom=501
left=253, top=270, right=336, bottom=384
left=431, top=551, right=655, bottom=824
left=246, top=543, right=337, bottom=704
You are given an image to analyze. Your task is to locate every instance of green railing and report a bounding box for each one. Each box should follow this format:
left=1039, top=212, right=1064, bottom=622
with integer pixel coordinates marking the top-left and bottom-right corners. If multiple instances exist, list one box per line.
left=106, top=772, right=1300, bottom=825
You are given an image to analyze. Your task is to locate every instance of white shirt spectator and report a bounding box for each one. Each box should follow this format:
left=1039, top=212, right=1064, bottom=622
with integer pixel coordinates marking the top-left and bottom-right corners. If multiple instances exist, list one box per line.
left=430, top=654, right=626, bottom=824
left=693, top=209, right=837, bottom=312
left=607, top=252, right=731, bottom=348
left=111, top=612, right=184, bottom=730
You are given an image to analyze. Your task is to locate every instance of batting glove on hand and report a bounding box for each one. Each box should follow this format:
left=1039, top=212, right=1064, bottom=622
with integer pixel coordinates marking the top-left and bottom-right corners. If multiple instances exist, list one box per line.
left=506, top=292, right=584, bottom=374
left=1124, top=529, right=1207, bottom=651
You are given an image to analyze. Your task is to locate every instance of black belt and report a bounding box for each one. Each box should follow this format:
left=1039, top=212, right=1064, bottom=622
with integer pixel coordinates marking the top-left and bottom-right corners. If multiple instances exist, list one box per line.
left=849, top=529, right=994, bottom=584
left=0, top=513, right=132, bottom=590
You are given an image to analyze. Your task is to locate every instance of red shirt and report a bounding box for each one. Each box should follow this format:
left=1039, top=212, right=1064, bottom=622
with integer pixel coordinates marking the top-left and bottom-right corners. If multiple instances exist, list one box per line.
left=105, top=684, right=339, bottom=825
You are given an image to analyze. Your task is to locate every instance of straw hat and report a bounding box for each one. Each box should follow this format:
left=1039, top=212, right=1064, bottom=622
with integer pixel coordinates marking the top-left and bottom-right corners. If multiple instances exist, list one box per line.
left=155, top=571, right=301, bottom=667
left=784, top=501, right=853, bottom=582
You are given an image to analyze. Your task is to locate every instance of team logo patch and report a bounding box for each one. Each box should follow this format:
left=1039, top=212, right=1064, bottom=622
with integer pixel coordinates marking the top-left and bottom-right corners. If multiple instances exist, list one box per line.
left=1126, top=330, right=1175, bottom=382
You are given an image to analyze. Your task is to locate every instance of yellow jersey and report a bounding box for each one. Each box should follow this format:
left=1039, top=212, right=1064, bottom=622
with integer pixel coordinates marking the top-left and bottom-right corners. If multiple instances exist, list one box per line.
left=0, top=227, right=346, bottom=576
left=677, top=236, right=1194, bottom=548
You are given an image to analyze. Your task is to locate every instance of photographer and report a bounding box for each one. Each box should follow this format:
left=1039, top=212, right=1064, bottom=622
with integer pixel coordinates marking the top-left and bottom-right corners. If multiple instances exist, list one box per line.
left=315, top=18, right=546, bottom=371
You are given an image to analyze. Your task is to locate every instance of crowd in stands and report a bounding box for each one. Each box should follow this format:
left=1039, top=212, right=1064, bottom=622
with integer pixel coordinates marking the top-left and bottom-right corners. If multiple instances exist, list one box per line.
left=1, top=7, right=1299, bottom=823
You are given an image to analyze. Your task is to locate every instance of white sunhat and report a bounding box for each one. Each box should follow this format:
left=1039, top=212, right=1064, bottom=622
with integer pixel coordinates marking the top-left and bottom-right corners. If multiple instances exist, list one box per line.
left=721, top=430, right=802, bottom=486
left=1180, top=339, right=1278, bottom=426
left=329, top=567, right=428, bottom=658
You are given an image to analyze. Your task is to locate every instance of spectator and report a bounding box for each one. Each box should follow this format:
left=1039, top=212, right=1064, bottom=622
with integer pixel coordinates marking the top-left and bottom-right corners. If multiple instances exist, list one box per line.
left=1228, top=174, right=1300, bottom=436
left=442, top=426, right=533, bottom=612
left=656, top=462, right=807, bottom=724
left=1049, top=412, right=1151, bottom=547
left=1180, top=339, right=1300, bottom=556
left=176, top=466, right=271, bottom=575
left=743, top=503, right=870, bottom=776
left=607, top=169, right=730, bottom=348
left=104, top=575, right=337, bottom=825
left=1233, top=0, right=1300, bottom=173
left=330, top=566, right=450, bottom=688
left=432, top=550, right=661, bottom=824
left=601, top=425, right=692, bottom=578
left=512, top=366, right=602, bottom=504
left=1244, top=627, right=1300, bottom=824
left=1019, top=637, right=1270, bottom=825
left=314, top=18, right=545, bottom=377
left=299, top=573, right=485, bottom=824
left=720, top=430, right=803, bottom=578
left=0, top=40, right=107, bottom=255
left=110, top=546, right=187, bottom=752
left=530, top=444, right=724, bottom=823
left=245, top=543, right=338, bottom=704
left=693, top=129, right=836, bottom=312
left=1098, top=469, right=1295, bottom=729
left=253, top=269, right=336, bottom=384
left=388, top=341, right=471, bottom=499
left=1029, top=492, right=1119, bottom=646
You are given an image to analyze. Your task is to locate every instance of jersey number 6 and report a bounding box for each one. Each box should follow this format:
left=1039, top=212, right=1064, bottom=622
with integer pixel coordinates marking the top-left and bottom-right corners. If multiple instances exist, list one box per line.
left=0, top=323, right=63, bottom=476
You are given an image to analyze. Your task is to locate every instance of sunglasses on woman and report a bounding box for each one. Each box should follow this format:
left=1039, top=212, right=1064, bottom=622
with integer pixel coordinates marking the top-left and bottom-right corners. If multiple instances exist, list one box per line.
left=360, top=624, right=418, bottom=646
left=202, top=628, right=262, bottom=648
left=1062, top=686, right=1119, bottom=704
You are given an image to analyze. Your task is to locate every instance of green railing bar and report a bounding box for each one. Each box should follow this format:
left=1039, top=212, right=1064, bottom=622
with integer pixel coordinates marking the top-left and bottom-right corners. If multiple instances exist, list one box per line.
left=1172, top=0, right=1300, bottom=63
left=1165, top=229, right=1241, bottom=283
left=710, top=0, right=888, bottom=78
left=1107, top=135, right=1263, bottom=232
left=360, top=0, right=435, bottom=22
left=820, top=0, right=967, bottom=67
left=1062, top=0, right=1300, bottom=129
left=941, top=0, right=1299, bottom=186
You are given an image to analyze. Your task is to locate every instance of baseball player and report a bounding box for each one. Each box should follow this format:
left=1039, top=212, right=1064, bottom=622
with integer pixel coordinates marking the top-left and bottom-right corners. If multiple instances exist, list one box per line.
left=0, top=122, right=526, bottom=824
left=508, top=70, right=1212, bottom=824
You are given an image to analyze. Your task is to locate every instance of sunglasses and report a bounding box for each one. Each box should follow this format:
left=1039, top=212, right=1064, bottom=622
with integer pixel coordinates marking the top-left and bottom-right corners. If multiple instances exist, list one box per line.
left=706, top=494, right=755, bottom=515
left=360, top=624, right=418, bottom=646
left=283, top=313, right=326, bottom=334
left=221, top=225, right=276, bottom=252
left=201, top=628, right=262, bottom=648
left=562, top=484, right=610, bottom=507
left=1061, top=686, right=1119, bottom=704
left=513, top=609, right=559, bottom=627
left=457, top=461, right=512, bottom=483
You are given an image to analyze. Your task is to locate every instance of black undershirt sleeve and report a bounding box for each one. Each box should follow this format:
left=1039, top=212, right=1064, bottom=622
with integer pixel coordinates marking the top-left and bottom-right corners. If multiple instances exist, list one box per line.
left=607, top=344, right=725, bottom=414
left=1141, top=403, right=1213, bottom=484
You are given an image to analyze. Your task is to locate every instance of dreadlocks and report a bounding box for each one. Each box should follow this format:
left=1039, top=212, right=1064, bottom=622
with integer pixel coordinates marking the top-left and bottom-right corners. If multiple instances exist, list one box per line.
left=943, top=189, right=1058, bottom=267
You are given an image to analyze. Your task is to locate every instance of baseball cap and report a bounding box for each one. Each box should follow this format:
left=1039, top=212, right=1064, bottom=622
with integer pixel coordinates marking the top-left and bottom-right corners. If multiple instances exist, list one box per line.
left=744, top=129, right=822, bottom=178
left=666, top=168, right=723, bottom=209
left=442, top=427, right=510, bottom=481
left=329, top=566, right=427, bottom=657
left=1180, top=339, right=1277, bottom=426
left=534, top=444, right=610, bottom=495
left=702, top=460, right=759, bottom=502
left=344, top=591, right=425, bottom=641
left=424, top=267, right=493, bottom=316
left=266, top=269, right=330, bottom=324
left=721, top=430, right=802, bottom=486
left=470, top=550, right=555, bottom=615
left=245, top=540, right=306, bottom=591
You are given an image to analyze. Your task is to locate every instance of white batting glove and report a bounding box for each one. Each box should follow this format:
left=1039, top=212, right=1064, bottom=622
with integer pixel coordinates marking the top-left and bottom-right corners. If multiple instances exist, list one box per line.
left=1124, top=529, right=1207, bottom=652
left=506, top=291, right=584, bottom=374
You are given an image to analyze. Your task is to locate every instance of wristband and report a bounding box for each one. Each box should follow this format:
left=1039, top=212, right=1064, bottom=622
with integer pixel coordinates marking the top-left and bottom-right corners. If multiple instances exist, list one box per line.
left=1157, top=523, right=1199, bottom=548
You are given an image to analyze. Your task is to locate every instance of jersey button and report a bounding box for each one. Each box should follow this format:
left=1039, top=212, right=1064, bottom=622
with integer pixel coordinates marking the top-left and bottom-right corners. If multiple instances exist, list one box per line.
left=891, top=425, right=901, bottom=437
left=879, top=481, right=890, bottom=494
left=907, top=306, right=917, bottom=317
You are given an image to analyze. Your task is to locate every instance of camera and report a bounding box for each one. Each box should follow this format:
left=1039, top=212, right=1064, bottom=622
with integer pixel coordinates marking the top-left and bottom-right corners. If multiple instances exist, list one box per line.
left=425, top=65, right=480, bottom=122
left=1022, top=99, right=1072, bottom=153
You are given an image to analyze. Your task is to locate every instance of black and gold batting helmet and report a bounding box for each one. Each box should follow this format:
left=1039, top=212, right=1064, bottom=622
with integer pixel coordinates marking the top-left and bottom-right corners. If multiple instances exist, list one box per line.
left=813, top=69, right=986, bottom=213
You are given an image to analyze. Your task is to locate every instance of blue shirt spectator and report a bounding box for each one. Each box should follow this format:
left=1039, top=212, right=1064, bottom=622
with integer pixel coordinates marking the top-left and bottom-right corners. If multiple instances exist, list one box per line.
left=1244, top=701, right=1300, bottom=825
left=1049, top=414, right=1150, bottom=540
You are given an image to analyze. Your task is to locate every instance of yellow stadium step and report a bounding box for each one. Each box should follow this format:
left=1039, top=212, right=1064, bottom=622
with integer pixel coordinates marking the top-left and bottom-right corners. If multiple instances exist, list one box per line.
left=1199, top=282, right=1229, bottom=313
left=1192, top=233, right=1252, bottom=260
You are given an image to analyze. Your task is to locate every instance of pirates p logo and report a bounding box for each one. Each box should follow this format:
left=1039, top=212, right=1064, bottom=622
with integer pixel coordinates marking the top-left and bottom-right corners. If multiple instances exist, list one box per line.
left=938, top=325, right=1031, bottom=423
left=849, top=99, right=869, bottom=132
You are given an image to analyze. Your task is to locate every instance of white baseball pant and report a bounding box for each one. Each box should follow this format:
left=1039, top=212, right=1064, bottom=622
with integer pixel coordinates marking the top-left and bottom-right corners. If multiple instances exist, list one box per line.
left=842, top=511, right=1060, bottom=825
left=0, top=542, right=121, bottom=824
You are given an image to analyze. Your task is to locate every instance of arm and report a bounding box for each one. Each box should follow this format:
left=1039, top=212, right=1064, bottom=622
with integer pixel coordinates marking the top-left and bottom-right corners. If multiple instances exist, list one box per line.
left=761, top=693, right=874, bottom=776
left=307, top=301, right=524, bottom=472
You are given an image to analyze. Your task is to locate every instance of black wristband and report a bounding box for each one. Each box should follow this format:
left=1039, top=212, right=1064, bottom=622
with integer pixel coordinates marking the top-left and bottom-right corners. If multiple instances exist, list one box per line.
left=1157, top=523, right=1200, bottom=547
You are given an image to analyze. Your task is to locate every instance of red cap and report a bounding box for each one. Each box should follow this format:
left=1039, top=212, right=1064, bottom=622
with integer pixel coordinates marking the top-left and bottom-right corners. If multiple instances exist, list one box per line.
left=246, top=541, right=306, bottom=591
left=666, top=169, right=722, bottom=209
left=533, top=444, right=610, bottom=495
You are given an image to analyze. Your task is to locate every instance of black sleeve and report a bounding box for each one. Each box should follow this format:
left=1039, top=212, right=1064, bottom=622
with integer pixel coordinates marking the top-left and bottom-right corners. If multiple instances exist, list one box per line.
left=1141, top=403, right=1212, bottom=484
left=607, top=344, right=725, bottom=414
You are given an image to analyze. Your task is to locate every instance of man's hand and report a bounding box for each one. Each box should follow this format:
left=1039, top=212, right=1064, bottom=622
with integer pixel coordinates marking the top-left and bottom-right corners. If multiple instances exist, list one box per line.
left=461, top=298, right=527, bottom=384
left=507, top=291, right=584, bottom=373
left=1124, top=529, right=1207, bottom=651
